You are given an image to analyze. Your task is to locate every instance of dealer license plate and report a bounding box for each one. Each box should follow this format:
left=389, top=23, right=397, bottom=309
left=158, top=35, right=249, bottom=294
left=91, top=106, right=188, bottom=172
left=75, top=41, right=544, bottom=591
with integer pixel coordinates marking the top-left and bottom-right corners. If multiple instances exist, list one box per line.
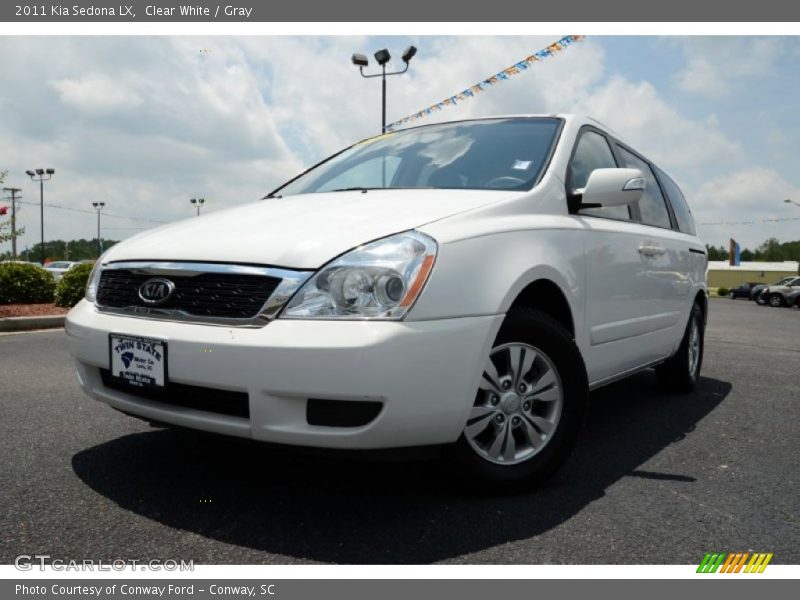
left=108, top=334, right=167, bottom=390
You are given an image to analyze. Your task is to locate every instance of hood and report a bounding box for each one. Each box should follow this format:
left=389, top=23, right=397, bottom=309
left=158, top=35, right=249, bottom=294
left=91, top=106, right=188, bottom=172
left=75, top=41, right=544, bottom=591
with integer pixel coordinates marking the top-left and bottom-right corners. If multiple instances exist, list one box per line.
left=104, top=189, right=516, bottom=269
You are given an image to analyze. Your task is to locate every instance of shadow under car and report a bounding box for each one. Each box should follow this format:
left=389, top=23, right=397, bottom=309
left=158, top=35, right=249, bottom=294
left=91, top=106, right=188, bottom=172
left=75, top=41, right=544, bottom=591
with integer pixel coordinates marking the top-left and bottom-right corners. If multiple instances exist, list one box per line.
left=72, top=372, right=731, bottom=564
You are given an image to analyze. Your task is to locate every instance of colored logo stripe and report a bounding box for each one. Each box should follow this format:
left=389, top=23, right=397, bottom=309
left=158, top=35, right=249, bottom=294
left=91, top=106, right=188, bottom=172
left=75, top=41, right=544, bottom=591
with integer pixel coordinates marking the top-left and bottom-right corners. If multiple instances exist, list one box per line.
left=745, top=553, right=773, bottom=573
left=697, top=552, right=773, bottom=573
left=697, top=553, right=726, bottom=573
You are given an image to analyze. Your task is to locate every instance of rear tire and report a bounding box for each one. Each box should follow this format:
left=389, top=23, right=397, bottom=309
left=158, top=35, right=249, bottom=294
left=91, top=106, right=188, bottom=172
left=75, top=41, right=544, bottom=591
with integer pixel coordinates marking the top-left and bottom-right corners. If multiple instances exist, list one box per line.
left=655, top=303, right=704, bottom=393
left=445, top=308, right=588, bottom=492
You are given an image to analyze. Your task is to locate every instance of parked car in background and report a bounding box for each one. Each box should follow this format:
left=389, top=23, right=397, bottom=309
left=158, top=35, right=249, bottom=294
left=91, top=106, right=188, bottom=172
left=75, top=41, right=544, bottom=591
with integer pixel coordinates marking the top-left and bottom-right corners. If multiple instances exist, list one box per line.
left=0, top=260, right=42, bottom=266
left=66, top=114, right=708, bottom=490
left=786, top=287, right=800, bottom=308
left=752, top=277, right=797, bottom=303
left=730, top=282, right=760, bottom=299
left=44, top=261, right=77, bottom=281
left=760, top=277, right=800, bottom=307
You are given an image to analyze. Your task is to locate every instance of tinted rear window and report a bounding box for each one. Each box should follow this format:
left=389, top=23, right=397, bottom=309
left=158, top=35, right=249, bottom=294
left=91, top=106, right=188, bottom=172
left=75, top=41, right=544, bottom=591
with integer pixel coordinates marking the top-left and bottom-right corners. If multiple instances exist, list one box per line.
left=656, top=167, right=696, bottom=235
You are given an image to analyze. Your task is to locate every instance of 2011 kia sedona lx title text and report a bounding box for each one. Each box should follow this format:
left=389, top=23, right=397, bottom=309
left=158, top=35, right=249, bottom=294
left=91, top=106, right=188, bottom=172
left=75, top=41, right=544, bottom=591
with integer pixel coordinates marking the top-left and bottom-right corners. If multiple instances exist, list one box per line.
left=66, top=115, right=707, bottom=489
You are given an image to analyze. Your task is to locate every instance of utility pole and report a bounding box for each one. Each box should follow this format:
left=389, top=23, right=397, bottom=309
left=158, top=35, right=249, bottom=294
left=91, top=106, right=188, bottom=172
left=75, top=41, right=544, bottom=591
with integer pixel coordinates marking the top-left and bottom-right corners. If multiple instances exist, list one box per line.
left=2, top=187, right=22, bottom=260
left=92, top=202, right=105, bottom=257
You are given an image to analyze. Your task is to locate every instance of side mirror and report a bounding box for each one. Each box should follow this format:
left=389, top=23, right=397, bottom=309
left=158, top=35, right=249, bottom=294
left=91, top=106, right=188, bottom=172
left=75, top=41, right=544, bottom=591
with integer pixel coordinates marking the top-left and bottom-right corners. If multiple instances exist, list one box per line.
left=576, top=168, right=645, bottom=210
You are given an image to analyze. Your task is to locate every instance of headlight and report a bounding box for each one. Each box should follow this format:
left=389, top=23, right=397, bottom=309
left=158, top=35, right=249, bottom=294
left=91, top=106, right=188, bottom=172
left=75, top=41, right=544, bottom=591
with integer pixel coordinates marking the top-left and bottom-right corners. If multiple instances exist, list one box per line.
left=281, top=231, right=437, bottom=320
left=84, top=255, right=107, bottom=302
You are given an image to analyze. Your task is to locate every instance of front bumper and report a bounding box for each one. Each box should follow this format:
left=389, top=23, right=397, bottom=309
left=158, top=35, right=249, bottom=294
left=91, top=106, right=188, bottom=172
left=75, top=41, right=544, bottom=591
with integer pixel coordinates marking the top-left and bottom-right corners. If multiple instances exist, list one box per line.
left=66, top=300, right=502, bottom=449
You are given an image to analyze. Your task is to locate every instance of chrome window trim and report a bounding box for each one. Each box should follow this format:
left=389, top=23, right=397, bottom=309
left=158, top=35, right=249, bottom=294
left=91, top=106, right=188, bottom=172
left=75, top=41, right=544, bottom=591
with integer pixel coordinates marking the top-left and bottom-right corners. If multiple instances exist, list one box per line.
left=94, top=261, right=313, bottom=328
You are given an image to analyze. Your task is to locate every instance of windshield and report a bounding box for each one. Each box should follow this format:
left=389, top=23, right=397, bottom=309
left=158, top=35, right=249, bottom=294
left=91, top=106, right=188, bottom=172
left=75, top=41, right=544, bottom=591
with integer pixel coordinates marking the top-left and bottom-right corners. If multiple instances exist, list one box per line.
left=272, top=117, right=562, bottom=197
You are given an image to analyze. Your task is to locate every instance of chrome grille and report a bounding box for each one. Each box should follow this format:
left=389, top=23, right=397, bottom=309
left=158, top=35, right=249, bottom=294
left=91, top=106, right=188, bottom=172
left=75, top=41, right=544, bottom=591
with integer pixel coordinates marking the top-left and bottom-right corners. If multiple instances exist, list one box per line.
left=98, top=270, right=280, bottom=319
left=94, top=261, right=312, bottom=327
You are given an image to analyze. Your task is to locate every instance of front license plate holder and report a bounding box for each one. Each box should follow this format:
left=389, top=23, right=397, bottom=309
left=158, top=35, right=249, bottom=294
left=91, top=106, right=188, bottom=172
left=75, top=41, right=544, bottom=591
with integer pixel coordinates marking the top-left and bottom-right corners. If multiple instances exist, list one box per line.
left=108, top=334, right=168, bottom=391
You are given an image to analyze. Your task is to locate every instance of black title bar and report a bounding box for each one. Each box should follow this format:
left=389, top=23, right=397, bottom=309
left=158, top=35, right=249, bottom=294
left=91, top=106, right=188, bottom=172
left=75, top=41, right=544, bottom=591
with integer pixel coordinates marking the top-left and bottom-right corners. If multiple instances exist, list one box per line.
left=2, top=0, right=800, bottom=22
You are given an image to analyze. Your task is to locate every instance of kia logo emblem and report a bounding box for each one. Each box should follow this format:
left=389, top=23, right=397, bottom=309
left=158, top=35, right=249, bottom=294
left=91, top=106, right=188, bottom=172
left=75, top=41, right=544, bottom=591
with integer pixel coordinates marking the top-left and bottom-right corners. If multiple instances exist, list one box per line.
left=138, top=277, right=176, bottom=306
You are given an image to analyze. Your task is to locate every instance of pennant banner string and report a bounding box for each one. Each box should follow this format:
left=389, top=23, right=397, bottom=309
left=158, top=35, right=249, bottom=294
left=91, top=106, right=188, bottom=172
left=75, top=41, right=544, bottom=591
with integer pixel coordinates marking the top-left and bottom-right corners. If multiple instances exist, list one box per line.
left=698, top=216, right=800, bottom=226
left=385, top=35, right=585, bottom=132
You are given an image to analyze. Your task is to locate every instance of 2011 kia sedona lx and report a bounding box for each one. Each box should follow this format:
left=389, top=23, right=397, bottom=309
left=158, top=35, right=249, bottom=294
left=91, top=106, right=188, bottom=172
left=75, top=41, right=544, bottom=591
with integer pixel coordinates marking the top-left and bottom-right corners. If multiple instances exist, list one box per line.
left=66, top=115, right=708, bottom=489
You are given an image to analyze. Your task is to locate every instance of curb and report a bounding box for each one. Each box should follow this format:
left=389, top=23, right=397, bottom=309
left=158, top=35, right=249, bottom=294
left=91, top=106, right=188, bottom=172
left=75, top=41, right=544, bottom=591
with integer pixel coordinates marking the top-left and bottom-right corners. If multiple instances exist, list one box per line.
left=0, top=315, right=65, bottom=332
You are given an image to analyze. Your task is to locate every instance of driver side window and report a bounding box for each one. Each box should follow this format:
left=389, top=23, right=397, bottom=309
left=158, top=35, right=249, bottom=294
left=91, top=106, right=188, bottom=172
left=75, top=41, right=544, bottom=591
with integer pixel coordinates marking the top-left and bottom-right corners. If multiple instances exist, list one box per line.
left=568, top=130, right=631, bottom=221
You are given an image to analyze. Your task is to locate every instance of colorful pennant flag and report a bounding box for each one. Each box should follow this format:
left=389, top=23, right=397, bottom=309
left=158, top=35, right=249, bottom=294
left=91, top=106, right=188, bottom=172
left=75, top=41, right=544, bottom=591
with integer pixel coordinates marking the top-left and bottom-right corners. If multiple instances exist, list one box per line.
left=385, top=35, right=585, bottom=131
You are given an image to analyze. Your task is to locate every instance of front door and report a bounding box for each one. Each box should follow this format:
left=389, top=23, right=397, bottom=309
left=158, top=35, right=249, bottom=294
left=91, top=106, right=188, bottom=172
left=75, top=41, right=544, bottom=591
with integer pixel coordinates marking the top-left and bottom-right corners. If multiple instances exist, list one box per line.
left=568, top=129, right=685, bottom=384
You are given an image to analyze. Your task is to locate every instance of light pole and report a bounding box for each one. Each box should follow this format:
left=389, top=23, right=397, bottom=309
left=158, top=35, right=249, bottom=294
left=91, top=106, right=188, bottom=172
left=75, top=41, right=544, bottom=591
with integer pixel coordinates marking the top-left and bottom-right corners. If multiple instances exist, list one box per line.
left=190, top=197, right=205, bottom=216
left=352, top=45, right=417, bottom=134
left=25, top=168, right=55, bottom=265
left=2, top=187, right=21, bottom=260
left=92, top=202, right=105, bottom=257
left=784, top=198, right=800, bottom=208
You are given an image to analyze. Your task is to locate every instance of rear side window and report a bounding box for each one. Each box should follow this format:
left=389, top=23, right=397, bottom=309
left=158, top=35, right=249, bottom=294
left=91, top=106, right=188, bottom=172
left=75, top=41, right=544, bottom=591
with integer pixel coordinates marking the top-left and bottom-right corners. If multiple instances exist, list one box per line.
left=656, top=167, right=696, bottom=235
left=617, top=147, right=672, bottom=229
left=568, top=131, right=631, bottom=221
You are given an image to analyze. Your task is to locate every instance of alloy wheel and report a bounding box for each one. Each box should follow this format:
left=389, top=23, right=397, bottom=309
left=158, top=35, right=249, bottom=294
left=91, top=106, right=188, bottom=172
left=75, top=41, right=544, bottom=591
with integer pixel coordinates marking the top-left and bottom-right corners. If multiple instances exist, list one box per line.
left=464, top=343, right=564, bottom=466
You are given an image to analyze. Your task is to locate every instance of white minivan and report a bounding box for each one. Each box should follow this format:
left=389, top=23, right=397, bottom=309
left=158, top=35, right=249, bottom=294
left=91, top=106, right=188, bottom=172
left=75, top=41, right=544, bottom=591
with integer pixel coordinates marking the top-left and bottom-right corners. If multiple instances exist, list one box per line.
left=66, top=115, right=707, bottom=489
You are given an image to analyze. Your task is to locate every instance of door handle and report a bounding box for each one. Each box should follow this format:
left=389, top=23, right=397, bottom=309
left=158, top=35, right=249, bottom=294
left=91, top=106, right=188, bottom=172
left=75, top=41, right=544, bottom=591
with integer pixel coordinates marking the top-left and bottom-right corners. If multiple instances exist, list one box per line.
left=638, top=244, right=666, bottom=257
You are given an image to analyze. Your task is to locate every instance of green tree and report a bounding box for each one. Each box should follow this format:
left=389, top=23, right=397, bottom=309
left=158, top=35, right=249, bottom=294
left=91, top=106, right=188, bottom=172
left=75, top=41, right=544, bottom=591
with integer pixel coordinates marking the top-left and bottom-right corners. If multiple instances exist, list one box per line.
left=0, top=170, right=24, bottom=246
left=706, top=245, right=728, bottom=261
left=781, top=239, right=800, bottom=263
left=1, top=238, right=118, bottom=262
left=757, top=237, right=784, bottom=262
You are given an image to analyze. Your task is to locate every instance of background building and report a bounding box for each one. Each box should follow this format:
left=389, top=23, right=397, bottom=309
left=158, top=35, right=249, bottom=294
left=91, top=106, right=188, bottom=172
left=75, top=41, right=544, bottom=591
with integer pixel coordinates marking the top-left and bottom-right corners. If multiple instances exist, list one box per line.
left=707, top=260, right=800, bottom=288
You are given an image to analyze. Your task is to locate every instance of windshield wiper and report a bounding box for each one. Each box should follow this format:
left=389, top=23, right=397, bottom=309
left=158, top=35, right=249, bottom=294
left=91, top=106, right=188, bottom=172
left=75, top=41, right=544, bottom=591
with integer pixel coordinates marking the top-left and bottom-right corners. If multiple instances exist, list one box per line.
left=329, top=186, right=438, bottom=193
left=330, top=187, right=379, bottom=193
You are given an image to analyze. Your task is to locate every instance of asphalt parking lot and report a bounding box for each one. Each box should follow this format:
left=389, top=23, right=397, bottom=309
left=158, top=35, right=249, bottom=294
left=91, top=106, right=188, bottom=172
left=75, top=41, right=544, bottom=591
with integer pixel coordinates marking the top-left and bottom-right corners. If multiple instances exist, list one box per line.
left=0, top=298, right=798, bottom=565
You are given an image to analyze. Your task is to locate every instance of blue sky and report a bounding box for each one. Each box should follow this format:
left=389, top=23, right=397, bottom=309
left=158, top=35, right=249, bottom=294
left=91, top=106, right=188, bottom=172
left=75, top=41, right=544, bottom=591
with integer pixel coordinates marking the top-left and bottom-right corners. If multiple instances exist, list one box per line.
left=1, top=35, right=799, bottom=254
left=601, top=37, right=800, bottom=182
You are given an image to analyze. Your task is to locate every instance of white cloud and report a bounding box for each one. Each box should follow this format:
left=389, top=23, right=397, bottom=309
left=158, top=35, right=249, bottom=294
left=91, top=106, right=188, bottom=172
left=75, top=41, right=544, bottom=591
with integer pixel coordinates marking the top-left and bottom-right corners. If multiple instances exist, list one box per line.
left=671, top=37, right=784, bottom=98
left=0, top=36, right=304, bottom=254
left=691, top=167, right=800, bottom=248
left=52, top=74, right=143, bottom=113
left=577, top=76, right=743, bottom=172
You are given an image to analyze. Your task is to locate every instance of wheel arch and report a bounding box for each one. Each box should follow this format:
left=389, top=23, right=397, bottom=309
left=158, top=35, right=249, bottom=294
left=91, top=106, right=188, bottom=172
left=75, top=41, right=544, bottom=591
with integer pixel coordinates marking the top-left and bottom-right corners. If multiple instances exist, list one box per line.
left=506, top=276, right=577, bottom=340
left=694, top=289, right=708, bottom=326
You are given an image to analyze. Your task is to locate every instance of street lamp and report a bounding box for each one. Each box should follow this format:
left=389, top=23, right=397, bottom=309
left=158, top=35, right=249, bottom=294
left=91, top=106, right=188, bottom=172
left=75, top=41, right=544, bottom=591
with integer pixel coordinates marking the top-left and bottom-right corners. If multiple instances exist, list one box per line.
left=190, top=197, right=205, bottom=216
left=92, top=202, right=105, bottom=257
left=784, top=198, right=800, bottom=208
left=25, top=168, right=55, bottom=265
left=351, top=45, right=418, bottom=134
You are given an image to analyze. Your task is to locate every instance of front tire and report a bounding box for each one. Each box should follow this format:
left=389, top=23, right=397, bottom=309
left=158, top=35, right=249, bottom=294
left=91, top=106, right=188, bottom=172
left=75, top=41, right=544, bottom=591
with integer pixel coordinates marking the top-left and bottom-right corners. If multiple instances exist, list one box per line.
left=655, top=303, right=704, bottom=393
left=767, top=294, right=784, bottom=308
left=445, top=308, right=588, bottom=492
